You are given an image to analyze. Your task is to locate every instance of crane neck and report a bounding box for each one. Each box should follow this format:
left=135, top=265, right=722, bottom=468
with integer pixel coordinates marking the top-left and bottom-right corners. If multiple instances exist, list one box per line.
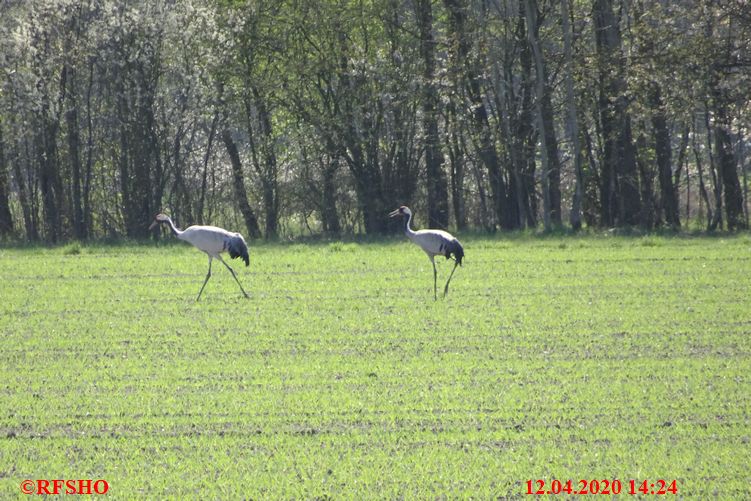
left=163, top=217, right=184, bottom=238
left=403, top=212, right=417, bottom=239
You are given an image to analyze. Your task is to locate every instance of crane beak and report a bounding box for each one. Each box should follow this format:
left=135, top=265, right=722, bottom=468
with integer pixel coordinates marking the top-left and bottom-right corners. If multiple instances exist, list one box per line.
left=388, top=209, right=401, bottom=218
left=148, top=221, right=159, bottom=230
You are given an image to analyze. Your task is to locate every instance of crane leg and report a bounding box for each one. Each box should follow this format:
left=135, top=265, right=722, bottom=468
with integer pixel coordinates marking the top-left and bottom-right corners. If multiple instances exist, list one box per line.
left=218, top=255, right=250, bottom=298
left=431, top=257, right=437, bottom=301
left=443, top=260, right=459, bottom=298
left=196, top=256, right=213, bottom=301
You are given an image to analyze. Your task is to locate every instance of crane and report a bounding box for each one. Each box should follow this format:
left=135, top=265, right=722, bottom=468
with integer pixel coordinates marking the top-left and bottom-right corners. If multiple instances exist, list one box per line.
left=389, top=206, right=464, bottom=300
left=149, top=213, right=250, bottom=301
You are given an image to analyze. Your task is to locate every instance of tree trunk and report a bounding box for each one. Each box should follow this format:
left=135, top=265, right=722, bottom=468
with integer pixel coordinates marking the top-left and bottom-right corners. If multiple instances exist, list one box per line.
left=116, top=52, right=160, bottom=240
left=416, top=0, right=449, bottom=229
left=494, top=50, right=526, bottom=230
left=516, top=19, right=538, bottom=229
left=497, top=68, right=527, bottom=230
left=714, top=94, right=746, bottom=230
left=117, top=86, right=130, bottom=234
left=444, top=0, right=510, bottom=230
left=446, top=104, right=467, bottom=231
left=197, top=113, right=219, bottom=225
left=0, top=123, right=13, bottom=236
left=583, top=127, right=601, bottom=227
left=525, top=0, right=562, bottom=230
left=66, top=69, right=85, bottom=240
left=256, top=90, right=279, bottom=239
left=636, top=132, right=655, bottom=229
left=245, top=87, right=280, bottom=239
left=171, top=127, right=195, bottom=226
left=593, top=0, right=641, bottom=227
left=740, top=131, right=749, bottom=229
left=714, top=102, right=746, bottom=230
left=13, top=134, right=37, bottom=240
left=674, top=125, right=690, bottom=225
left=561, top=0, right=584, bottom=231
left=344, top=141, right=388, bottom=235
left=82, top=59, right=95, bottom=238
left=332, top=28, right=388, bottom=235
left=692, top=122, right=713, bottom=230
left=222, top=127, right=261, bottom=239
left=649, top=84, right=679, bottom=228
left=321, top=159, right=341, bottom=235
left=702, top=105, right=723, bottom=230
left=37, top=116, right=63, bottom=243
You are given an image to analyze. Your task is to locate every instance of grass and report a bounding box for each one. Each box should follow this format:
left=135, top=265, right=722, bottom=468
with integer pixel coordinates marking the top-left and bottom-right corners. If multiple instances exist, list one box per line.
left=0, top=234, right=749, bottom=498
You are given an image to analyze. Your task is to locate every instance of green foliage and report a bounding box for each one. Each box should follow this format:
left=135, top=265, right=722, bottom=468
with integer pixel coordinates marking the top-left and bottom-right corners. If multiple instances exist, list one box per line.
left=327, top=241, right=359, bottom=253
left=0, top=236, right=749, bottom=497
left=61, top=242, right=82, bottom=255
left=1, top=0, right=750, bottom=240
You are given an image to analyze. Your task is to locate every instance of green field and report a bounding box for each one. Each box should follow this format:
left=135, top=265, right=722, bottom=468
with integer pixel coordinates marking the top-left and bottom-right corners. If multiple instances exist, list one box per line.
left=0, top=235, right=749, bottom=498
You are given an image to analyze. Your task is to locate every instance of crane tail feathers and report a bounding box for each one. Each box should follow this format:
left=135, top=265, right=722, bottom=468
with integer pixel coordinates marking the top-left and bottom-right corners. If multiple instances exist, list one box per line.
left=227, top=235, right=250, bottom=266
left=445, top=239, right=464, bottom=266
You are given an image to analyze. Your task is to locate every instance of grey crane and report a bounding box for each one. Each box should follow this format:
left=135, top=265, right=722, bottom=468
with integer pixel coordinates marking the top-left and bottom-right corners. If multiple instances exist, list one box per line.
left=149, top=213, right=250, bottom=300
left=389, top=206, right=464, bottom=300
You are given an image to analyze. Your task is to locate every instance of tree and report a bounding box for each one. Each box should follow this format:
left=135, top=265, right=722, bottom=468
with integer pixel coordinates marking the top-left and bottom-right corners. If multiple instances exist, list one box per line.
left=593, top=0, right=641, bottom=227
left=560, top=0, right=584, bottom=230
left=221, top=124, right=261, bottom=239
left=708, top=11, right=747, bottom=230
left=525, top=0, right=562, bottom=230
left=216, top=1, right=283, bottom=239
left=444, top=0, right=510, bottom=230
left=0, top=118, right=13, bottom=236
left=649, top=84, right=679, bottom=228
left=0, top=0, right=748, bottom=240
left=415, top=0, right=449, bottom=229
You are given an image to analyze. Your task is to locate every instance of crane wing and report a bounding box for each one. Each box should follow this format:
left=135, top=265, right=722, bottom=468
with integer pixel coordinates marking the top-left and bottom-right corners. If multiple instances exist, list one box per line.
left=413, top=229, right=464, bottom=265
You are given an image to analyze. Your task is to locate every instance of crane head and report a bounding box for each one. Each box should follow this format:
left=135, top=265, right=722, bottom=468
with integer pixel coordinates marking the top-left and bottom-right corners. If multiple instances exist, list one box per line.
left=148, top=213, right=170, bottom=230
left=388, top=206, right=411, bottom=218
